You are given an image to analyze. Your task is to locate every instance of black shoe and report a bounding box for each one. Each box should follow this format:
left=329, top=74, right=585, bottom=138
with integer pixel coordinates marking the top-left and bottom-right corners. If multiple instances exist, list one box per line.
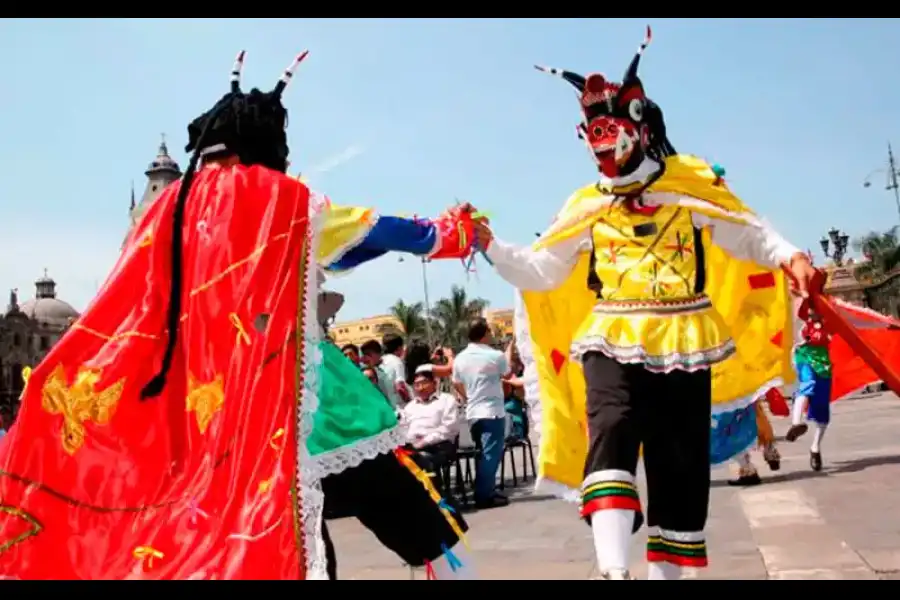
left=728, top=473, right=763, bottom=487
left=810, top=451, right=823, bottom=472
left=785, top=423, right=808, bottom=442
left=474, top=493, right=510, bottom=509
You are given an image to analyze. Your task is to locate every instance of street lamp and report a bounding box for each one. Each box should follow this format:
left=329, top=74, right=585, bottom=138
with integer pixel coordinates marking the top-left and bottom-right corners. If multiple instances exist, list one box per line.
left=820, top=227, right=850, bottom=266
left=862, top=142, right=900, bottom=224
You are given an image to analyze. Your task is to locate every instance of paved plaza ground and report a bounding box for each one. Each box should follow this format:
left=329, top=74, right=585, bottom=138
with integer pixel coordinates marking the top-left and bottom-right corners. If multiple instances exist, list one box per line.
left=329, top=391, right=900, bottom=580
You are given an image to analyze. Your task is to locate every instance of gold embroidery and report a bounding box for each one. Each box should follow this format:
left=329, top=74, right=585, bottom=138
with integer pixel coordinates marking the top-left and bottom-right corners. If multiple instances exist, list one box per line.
left=269, top=428, right=285, bottom=451
left=133, top=545, right=164, bottom=569
left=186, top=374, right=225, bottom=435
left=139, top=231, right=153, bottom=248
left=41, top=365, right=126, bottom=455
left=187, top=218, right=305, bottom=298
left=20, top=366, right=31, bottom=400
left=228, top=313, right=251, bottom=346
left=258, top=477, right=274, bottom=494
left=71, top=323, right=159, bottom=342
left=0, top=505, right=42, bottom=554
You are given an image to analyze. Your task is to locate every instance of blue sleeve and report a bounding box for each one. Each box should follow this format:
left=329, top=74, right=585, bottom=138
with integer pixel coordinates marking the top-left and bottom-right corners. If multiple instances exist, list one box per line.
left=328, top=216, right=439, bottom=271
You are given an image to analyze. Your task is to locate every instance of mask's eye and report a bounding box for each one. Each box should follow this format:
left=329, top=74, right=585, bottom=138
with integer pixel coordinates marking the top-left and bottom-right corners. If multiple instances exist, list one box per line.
left=628, top=98, right=644, bottom=122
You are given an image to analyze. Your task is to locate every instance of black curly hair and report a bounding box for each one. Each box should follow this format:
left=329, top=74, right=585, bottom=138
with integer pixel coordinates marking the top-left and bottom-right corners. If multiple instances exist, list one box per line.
left=141, top=50, right=308, bottom=399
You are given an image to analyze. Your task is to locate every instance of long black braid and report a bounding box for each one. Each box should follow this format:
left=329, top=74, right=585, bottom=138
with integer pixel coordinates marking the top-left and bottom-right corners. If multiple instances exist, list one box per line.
left=140, top=50, right=308, bottom=400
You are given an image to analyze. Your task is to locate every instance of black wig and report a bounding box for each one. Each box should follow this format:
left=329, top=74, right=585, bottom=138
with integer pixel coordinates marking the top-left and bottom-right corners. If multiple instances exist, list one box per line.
left=141, top=50, right=308, bottom=399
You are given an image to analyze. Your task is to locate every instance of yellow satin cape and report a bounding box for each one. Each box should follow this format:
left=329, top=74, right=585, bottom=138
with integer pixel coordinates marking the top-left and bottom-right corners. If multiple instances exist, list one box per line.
left=518, top=154, right=796, bottom=496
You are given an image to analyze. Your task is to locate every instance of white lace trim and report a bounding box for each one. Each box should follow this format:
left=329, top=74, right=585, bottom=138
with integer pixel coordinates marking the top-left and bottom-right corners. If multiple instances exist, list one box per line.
left=308, top=423, right=407, bottom=478
left=298, top=191, right=328, bottom=580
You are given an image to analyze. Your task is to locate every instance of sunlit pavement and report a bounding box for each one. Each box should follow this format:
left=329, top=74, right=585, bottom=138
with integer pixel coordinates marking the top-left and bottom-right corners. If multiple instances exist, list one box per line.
left=330, top=391, right=900, bottom=580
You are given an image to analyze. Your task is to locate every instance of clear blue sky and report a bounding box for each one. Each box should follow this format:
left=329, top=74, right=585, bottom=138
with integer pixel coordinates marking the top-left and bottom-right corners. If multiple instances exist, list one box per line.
left=2, top=18, right=899, bottom=320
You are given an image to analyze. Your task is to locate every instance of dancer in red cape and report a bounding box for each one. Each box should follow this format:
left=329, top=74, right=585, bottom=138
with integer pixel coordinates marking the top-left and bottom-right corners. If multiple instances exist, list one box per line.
left=0, top=52, right=321, bottom=579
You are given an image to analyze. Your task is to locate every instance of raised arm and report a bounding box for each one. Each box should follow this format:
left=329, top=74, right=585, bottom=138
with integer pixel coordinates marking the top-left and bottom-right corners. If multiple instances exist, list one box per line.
left=692, top=213, right=804, bottom=270
left=479, top=227, right=588, bottom=292
left=322, top=203, right=478, bottom=272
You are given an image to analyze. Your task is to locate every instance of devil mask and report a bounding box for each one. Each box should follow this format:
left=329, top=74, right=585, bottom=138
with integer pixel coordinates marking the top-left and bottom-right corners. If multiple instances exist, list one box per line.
left=536, top=26, right=675, bottom=179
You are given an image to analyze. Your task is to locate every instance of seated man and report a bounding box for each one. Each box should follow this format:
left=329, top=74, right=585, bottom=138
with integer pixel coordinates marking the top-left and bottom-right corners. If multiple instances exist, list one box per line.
left=402, top=366, right=461, bottom=488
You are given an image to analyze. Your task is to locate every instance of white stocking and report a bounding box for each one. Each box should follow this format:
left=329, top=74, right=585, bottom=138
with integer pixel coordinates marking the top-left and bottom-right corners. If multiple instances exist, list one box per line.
left=647, top=561, right=682, bottom=580
left=591, top=509, right=633, bottom=574
left=811, top=424, right=827, bottom=453
left=792, top=395, right=809, bottom=426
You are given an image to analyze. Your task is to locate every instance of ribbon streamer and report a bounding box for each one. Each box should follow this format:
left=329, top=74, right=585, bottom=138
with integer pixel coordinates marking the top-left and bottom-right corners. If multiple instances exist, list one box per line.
left=440, top=543, right=464, bottom=572
left=394, top=449, right=469, bottom=549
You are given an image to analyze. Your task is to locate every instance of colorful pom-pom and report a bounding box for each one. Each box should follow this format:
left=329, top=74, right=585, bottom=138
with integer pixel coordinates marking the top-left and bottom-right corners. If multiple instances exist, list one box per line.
left=711, top=163, right=726, bottom=178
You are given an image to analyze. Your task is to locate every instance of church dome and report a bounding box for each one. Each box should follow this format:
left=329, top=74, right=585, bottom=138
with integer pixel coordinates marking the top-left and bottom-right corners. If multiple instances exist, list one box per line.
left=18, top=271, right=79, bottom=327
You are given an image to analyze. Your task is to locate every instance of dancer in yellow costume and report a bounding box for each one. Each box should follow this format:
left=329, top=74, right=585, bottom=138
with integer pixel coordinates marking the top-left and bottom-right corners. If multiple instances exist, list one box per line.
left=470, top=27, right=817, bottom=580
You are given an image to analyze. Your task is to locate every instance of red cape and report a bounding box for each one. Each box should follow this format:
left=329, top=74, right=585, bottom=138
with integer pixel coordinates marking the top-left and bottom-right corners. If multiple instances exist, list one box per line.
left=0, top=165, right=316, bottom=579
left=828, top=300, right=900, bottom=401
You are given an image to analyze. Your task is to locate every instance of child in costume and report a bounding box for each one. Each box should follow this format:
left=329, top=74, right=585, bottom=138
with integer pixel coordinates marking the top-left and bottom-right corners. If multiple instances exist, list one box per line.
left=0, top=51, right=475, bottom=580
left=471, top=27, right=816, bottom=580
left=785, top=309, right=832, bottom=471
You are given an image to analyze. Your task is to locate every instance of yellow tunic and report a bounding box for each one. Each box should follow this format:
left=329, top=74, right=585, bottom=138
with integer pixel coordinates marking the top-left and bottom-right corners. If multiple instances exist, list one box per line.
left=572, top=203, right=734, bottom=371
left=517, top=154, right=796, bottom=496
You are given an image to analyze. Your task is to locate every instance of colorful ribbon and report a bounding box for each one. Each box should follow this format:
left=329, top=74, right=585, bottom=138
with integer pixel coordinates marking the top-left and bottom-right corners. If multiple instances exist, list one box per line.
left=440, top=543, right=464, bottom=572
left=394, top=448, right=469, bottom=549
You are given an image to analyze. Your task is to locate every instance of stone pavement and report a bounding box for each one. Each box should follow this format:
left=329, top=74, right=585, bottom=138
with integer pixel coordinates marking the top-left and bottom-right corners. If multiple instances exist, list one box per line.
left=329, top=391, right=900, bottom=580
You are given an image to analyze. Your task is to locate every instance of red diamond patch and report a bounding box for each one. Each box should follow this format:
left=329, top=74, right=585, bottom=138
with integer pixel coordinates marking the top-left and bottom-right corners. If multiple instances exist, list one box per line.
left=550, top=349, right=566, bottom=374
left=748, top=272, right=776, bottom=290
left=770, top=330, right=783, bottom=347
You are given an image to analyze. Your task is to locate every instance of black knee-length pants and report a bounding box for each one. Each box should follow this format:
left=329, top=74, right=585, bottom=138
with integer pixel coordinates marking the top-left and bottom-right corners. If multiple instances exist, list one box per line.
left=320, top=451, right=468, bottom=580
left=581, top=351, right=711, bottom=535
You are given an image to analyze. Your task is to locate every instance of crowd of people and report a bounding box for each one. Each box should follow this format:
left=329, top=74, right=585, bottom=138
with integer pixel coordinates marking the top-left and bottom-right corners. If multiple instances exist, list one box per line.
left=332, top=318, right=528, bottom=510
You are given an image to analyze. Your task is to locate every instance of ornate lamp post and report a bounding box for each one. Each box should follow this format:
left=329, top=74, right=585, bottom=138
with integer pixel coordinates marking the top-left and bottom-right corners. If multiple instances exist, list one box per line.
left=819, top=227, right=850, bottom=267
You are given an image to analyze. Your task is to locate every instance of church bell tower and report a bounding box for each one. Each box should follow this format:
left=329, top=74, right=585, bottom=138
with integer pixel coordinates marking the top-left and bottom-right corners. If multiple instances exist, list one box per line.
left=129, top=134, right=182, bottom=228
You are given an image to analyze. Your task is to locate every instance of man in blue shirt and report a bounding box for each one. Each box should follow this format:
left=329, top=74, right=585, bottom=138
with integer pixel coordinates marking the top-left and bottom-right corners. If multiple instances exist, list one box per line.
left=452, top=318, right=511, bottom=508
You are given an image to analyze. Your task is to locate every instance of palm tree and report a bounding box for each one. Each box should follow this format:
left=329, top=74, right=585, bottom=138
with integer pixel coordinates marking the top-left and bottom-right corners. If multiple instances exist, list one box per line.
left=430, top=285, right=489, bottom=350
left=377, top=299, right=429, bottom=339
left=852, top=226, right=900, bottom=281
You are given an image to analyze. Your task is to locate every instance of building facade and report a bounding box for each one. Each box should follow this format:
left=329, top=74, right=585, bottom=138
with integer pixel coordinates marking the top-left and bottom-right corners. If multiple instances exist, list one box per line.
left=0, top=273, right=79, bottom=413
left=823, top=262, right=900, bottom=319
left=330, top=314, right=402, bottom=348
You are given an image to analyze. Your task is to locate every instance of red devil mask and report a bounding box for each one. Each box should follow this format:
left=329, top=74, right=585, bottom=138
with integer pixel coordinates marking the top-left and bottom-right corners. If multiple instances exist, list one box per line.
left=535, top=26, right=674, bottom=179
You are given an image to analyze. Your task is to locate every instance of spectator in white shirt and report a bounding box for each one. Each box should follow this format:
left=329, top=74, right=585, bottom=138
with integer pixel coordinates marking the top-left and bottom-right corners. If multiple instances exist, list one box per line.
left=361, top=339, right=404, bottom=409
left=381, top=333, right=410, bottom=404
left=452, top=318, right=511, bottom=509
left=402, top=366, right=460, bottom=488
